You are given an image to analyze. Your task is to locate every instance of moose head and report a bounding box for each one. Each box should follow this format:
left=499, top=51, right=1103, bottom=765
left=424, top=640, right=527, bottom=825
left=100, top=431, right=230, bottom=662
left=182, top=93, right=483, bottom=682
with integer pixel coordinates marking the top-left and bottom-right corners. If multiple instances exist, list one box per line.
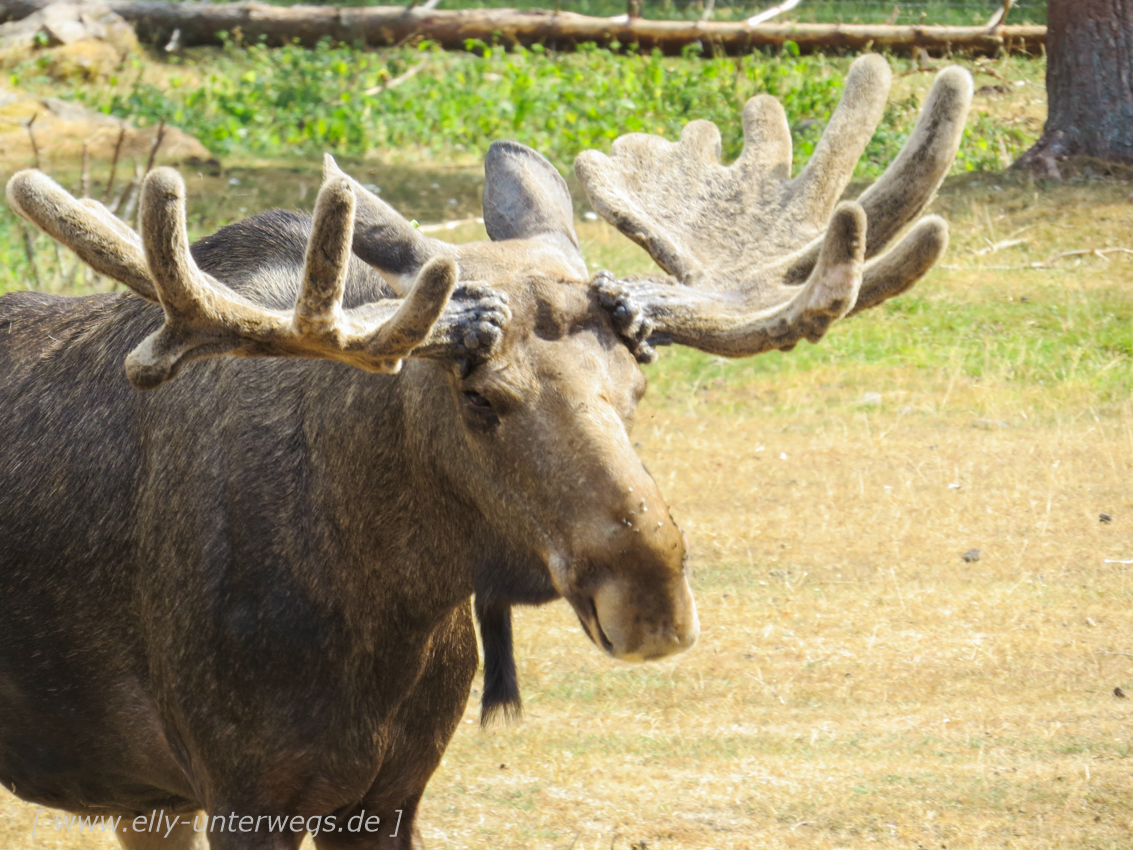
left=6, top=55, right=971, bottom=726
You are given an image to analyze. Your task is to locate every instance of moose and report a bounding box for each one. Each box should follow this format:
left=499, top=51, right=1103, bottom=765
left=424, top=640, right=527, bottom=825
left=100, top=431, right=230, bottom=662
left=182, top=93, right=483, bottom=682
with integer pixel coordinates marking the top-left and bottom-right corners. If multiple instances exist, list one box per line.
left=0, top=55, right=970, bottom=849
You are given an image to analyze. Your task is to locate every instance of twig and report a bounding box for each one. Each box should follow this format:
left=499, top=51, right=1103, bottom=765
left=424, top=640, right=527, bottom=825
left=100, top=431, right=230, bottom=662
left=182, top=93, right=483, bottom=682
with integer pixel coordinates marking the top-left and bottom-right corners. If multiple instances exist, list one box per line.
left=104, top=126, right=126, bottom=202
left=69, top=140, right=95, bottom=290
left=81, top=140, right=91, bottom=199
left=362, top=60, right=429, bottom=96
left=984, top=247, right=1133, bottom=271
left=1037, top=247, right=1133, bottom=268
left=746, top=0, right=803, bottom=27
left=1095, top=649, right=1133, bottom=657
left=986, top=0, right=1014, bottom=29
left=143, top=119, right=166, bottom=177
left=975, top=237, right=1025, bottom=256
left=26, top=113, right=64, bottom=271
left=121, top=160, right=143, bottom=227
left=109, top=175, right=134, bottom=218
left=25, top=112, right=41, bottom=169
left=19, top=224, right=43, bottom=291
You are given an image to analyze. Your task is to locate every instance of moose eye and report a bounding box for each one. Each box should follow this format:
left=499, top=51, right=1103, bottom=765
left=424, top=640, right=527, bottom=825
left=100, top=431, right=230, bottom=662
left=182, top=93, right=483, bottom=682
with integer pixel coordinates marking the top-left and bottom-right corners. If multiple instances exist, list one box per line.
left=463, top=391, right=494, bottom=414
left=462, top=391, right=501, bottom=432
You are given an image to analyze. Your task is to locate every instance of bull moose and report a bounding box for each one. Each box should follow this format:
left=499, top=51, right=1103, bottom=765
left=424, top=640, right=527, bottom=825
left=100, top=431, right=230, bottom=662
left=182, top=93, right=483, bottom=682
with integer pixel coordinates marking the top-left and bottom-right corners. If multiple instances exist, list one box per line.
left=0, top=55, right=970, bottom=849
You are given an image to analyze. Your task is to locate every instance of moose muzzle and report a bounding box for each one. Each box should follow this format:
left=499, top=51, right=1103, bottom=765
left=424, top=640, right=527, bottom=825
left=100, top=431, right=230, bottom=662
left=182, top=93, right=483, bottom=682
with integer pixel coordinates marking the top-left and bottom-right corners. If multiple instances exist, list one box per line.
left=566, top=498, right=699, bottom=662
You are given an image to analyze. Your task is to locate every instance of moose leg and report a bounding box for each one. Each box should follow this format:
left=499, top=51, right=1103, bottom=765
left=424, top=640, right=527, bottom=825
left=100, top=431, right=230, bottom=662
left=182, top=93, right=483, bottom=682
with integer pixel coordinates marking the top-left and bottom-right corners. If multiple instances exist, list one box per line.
left=312, top=794, right=425, bottom=850
left=315, top=606, right=477, bottom=850
left=117, top=814, right=208, bottom=850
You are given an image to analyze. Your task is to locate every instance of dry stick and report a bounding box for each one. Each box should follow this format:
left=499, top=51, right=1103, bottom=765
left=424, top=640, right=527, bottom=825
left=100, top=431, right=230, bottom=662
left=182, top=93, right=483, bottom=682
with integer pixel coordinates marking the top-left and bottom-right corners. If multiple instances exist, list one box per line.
left=984, top=247, right=1133, bottom=271
left=987, top=0, right=1014, bottom=29
left=362, top=59, right=428, bottom=96
left=143, top=119, right=166, bottom=177
left=1037, top=247, right=1133, bottom=267
left=123, top=160, right=144, bottom=227
left=104, top=126, right=126, bottom=203
left=19, top=224, right=43, bottom=291
left=26, top=112, right=64, bottom=277
left=67, top=140, right=95, bottom=289
left=25, top=112, right=41, bottom=169
left=746, top=0, right=804, bottom=27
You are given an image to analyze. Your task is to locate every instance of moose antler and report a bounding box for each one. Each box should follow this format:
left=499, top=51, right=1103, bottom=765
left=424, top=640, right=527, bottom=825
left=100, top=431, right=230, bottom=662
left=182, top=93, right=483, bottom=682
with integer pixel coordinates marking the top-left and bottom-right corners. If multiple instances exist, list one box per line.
left=7, top=171, right=159, bottom=303
left=575, top=54, right=972, bottom=361
left=123, top=168, right=464, bottom=388
left=7, top=166, right=511, bottom=388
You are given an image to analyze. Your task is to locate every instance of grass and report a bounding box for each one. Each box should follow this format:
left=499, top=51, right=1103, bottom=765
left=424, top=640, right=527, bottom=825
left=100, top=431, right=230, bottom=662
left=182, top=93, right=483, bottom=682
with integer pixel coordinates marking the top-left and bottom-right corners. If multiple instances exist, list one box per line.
left=2, top=41, right=1132, bottom=850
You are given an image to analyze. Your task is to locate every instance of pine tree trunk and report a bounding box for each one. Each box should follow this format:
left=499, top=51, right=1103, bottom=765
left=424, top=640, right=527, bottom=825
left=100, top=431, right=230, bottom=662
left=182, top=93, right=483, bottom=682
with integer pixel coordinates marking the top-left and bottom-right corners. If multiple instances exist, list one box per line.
left=1016, top=0, right=1133, bottom=176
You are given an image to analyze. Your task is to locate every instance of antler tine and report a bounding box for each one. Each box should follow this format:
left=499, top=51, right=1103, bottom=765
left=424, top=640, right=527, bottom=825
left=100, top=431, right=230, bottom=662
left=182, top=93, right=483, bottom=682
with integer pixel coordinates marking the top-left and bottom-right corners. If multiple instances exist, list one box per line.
left=788, top=54, right=892, bottom=221
left=783, top=65, right=971, bottom=288
left=577, top=56, right=972, bottom=360
left=125, top=167, right=459, bottom=390
left=851, top=214, right=948, bottom=316
left=322, top=154, right=456, bottom=296
left=294, top=174, right=354, bottom=340
left=856, top=66, right=972, bottom=256
left=6, top=170, right=158, bottom=302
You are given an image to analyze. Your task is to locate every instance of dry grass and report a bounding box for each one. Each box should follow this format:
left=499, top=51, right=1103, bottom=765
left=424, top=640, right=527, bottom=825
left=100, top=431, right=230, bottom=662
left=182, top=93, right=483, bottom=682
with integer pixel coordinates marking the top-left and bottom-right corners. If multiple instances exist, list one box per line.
left=415, top=405, right=1133, bottom=850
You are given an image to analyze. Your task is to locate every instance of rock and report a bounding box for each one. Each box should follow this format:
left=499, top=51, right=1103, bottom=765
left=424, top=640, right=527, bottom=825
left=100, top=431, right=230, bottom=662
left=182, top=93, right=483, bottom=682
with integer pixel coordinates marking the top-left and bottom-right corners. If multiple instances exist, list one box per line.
left=35, top=37, right=123, bottom=80
left=0, top=86, right=213, bottom=167
left=0, top=1, right=57, bottom=26
left=0, top=0, right=137, bottom=55
left=962, top=548, right=980, bottom=563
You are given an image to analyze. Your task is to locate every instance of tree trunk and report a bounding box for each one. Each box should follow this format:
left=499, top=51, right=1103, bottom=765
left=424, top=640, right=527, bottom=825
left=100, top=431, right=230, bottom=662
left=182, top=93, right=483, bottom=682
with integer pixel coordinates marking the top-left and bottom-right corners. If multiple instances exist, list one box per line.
left=1016, top=0, right=1133, bottom=176
left=0, top=1, right=1044, bottom=57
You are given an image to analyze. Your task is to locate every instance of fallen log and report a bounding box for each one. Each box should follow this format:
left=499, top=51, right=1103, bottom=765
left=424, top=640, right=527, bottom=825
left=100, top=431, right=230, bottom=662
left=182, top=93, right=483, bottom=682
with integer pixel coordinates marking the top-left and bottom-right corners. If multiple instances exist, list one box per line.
left=86, top=1, right=1043, bottom=56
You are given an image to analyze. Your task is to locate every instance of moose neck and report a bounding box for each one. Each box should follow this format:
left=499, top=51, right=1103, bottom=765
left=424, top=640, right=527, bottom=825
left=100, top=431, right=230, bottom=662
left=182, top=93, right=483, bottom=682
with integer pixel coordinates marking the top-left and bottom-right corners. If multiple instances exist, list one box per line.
left=291, top=359, right=480, bottom=635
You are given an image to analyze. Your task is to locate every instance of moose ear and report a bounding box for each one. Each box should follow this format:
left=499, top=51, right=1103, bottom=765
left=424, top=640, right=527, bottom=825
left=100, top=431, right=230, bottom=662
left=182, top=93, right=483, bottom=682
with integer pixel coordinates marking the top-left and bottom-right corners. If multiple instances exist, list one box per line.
left=483, top=141, right=581, bottom=256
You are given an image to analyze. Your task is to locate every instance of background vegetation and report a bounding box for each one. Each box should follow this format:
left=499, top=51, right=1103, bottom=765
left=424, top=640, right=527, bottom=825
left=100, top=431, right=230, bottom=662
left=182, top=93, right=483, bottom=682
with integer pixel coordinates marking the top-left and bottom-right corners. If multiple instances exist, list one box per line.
left=9, top=42, right=1040, bottom=171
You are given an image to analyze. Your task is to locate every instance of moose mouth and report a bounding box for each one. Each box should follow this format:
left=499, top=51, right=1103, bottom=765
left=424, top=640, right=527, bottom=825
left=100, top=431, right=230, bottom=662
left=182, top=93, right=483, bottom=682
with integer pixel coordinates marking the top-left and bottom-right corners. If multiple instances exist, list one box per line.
left=581, top=597, right=615, bottom=656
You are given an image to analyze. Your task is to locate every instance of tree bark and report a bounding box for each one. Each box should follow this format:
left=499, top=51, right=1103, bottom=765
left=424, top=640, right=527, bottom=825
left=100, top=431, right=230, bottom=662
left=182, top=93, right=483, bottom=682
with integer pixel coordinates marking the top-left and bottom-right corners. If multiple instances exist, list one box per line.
left=1016, top=0, right=1133, bottom=175
left=0, top=1, right=1045, bottom=57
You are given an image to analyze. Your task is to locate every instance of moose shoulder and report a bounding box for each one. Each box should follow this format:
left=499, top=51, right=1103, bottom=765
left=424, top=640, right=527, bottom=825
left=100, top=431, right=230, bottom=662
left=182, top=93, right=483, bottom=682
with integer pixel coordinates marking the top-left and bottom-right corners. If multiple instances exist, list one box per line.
left=0, top=56, right=971, bottom=850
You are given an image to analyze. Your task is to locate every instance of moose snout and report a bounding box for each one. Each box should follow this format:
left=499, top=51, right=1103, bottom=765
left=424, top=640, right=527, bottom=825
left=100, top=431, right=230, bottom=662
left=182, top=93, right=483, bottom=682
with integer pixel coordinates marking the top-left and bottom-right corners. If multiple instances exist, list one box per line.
left=589, top=574, right=699, bottom=662
left=569, top=509, right=699, bottom=662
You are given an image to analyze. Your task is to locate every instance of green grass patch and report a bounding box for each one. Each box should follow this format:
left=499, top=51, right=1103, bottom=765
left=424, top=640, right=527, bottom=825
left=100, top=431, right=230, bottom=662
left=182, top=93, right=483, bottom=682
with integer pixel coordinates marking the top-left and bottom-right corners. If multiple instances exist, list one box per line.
left=641, top=282, right=1133, bottom=414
